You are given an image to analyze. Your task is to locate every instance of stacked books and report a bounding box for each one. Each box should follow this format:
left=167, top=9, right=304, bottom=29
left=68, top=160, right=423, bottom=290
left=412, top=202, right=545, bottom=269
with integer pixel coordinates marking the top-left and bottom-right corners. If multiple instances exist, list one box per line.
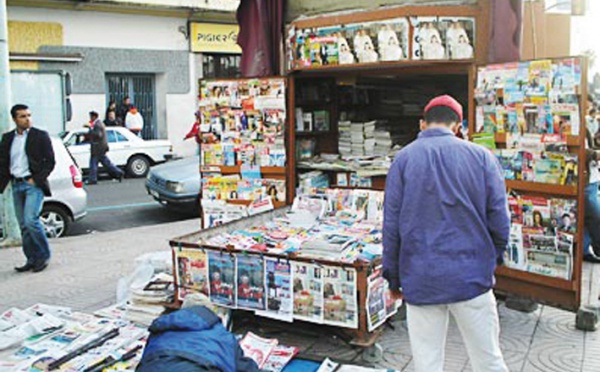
left=350, top=121, right=376, bottom=156
left=373, top=129, right=393, bottom=156
left=338, top=120, right=352, bottom=156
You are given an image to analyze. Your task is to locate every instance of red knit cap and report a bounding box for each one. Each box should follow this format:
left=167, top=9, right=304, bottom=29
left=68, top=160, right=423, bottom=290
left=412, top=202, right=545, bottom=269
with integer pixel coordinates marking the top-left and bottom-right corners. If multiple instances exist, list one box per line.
left=424, top=95, right=463, bottom=122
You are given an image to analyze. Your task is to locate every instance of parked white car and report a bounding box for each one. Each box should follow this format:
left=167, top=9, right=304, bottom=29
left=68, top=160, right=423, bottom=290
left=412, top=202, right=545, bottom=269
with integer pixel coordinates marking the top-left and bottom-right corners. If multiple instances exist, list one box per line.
left=61, top=127, right=173, bottom=177
left=0, top=137, right=87, bottom=238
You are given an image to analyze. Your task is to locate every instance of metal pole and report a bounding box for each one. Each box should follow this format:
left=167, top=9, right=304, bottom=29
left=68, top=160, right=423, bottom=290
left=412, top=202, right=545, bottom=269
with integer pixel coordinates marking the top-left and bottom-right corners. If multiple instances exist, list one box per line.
left=0, top=0, right=22, bottom=247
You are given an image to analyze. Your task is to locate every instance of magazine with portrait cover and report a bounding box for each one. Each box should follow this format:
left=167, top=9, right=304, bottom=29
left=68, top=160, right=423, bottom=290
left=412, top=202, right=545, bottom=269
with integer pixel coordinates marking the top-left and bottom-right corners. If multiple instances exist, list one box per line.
left=410, top=16, right=446, bottom=60
left=208, top=251, right=236, bottom=307
left=322, top=266, right=358, bottom=329
left=175, top=248, right=209, bottom=300
left=236, top=254, right=266, bottom=311
left=292, top=262, right=323, bottom=323
left=256, top=258, right=294, bottom=322
left=439, top=17, right=475, bottom=60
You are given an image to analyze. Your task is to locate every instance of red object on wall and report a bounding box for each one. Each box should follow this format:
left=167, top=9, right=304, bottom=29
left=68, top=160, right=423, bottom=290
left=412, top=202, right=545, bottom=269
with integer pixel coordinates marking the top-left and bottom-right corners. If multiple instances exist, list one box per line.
left=236, top=0, right=285, bottom=77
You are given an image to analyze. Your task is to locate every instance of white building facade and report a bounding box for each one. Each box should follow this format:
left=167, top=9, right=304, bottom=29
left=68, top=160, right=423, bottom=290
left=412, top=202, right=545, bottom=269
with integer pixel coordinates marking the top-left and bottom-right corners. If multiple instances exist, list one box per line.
left=7, top=0, right=240, bottom=157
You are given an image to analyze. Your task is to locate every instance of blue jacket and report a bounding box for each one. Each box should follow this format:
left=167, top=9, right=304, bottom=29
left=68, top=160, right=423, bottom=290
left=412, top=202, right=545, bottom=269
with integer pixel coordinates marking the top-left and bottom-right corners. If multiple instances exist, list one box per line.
left=137, top=306, right=258, bottom=372
left=382, top=127, right=509, bottom=305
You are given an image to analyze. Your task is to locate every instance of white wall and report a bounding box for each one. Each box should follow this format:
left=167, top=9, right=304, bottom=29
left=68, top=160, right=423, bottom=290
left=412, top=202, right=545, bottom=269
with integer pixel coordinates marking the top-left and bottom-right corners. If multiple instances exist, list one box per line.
left=66, top=94, right=106, bottom=131
left=100, top=0, right=239, bottom=11
left=8, top=6, right=189, bottom=51
left=166, top=53, right=197, bottom=158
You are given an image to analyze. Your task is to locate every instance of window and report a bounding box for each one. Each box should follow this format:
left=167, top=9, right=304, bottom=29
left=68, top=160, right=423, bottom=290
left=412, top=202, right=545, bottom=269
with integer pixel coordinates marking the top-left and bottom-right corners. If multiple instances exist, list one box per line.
left=107, top=130, right=117, bottom=143
left=202, top=54, right=241, bottom=78
left=116, top=132, right=129, bottom=142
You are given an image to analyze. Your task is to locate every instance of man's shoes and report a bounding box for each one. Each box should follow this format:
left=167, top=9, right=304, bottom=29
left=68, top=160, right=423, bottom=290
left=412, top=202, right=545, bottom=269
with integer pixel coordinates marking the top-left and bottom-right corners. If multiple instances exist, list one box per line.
left=85, top=180, right=97, bottom=185
left=14, top=263, right=34, bottom=272
left=584, top=254, right=600, bottom=263
left=32, top=262, right=48, bottom=273
left=117, top=174, right=124, bottom=183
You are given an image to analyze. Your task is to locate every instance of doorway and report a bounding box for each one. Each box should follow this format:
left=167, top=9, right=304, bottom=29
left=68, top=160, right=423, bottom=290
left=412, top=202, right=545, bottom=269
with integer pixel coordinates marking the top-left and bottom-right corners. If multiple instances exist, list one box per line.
left=106, top=74, right=156, bottom=139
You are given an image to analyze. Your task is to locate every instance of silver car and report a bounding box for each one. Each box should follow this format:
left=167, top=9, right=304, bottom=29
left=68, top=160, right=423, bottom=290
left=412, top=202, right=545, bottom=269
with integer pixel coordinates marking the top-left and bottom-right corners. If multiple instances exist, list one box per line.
left=146, top=155, right=200, bottom=213
left=1, top=137, right=87, bottom=238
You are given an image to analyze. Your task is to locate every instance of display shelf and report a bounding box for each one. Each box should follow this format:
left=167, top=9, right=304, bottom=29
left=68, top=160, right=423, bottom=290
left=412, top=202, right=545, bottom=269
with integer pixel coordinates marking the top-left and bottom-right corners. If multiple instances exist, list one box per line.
left=201, top=165, right=287, bottom=176
left=291, top=60, right=475, bottom=74
left=225, top=199, right=287, bottom=209
left=496, top=266, right=575, bottom=291
left=332, top=184, right=385, bottom=191
left=494, top=133, right=581, bottom=147
left=505, top=180, right=577, bottom=197
left=295, top=131, right=333, bottom=136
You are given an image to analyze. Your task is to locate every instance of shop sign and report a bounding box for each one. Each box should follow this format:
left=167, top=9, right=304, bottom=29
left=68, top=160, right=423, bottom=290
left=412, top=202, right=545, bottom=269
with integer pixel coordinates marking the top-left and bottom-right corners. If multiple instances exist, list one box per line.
left=190, top=22, right=241, bottom=54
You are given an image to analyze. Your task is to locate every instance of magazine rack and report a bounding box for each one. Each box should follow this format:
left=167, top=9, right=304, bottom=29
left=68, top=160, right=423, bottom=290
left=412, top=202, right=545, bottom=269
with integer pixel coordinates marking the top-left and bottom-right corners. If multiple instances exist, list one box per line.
left=285, top=3, right=489, bottom=195
left=471, top=57, right=587, bottom=311
left=169, top=206, right=389, bottom=352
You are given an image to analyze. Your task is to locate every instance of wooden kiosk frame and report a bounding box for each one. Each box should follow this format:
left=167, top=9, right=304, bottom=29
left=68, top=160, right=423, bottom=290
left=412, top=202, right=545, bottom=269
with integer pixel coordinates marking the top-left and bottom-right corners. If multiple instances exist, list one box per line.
left=173, top=4, right=588, bottom=363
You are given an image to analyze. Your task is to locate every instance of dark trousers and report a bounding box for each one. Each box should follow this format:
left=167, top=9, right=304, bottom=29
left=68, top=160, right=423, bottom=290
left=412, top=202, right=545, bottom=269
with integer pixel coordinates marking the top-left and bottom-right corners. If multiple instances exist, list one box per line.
left=89, top=153, right=124, bottom=182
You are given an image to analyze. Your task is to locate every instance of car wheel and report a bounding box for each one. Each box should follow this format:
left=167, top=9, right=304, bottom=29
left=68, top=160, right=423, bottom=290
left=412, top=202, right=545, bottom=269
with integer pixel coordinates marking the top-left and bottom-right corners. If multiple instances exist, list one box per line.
left=127, top=155, right=151, bottom=178
left=41, top=205, right=71, bottom=238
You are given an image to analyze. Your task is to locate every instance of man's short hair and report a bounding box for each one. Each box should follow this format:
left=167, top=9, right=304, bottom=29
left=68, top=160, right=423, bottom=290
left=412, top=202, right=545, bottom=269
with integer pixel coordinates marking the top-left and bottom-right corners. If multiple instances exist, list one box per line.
left=89, top=111, right=99, bottom=118
left=10, top=104, right=29, bottom=119
left=424, top=106, right=460, bottom=125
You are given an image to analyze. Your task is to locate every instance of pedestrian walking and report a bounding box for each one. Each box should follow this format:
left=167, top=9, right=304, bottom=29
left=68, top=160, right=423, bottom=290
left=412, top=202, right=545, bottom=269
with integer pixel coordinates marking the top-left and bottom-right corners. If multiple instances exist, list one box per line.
left=0, top=104, right=55, bottom=273
left=125, top=106, right=144, bottom=137
left=86, top=111, right=124, bottom=185
left=382, top=95, right=510, bottom=372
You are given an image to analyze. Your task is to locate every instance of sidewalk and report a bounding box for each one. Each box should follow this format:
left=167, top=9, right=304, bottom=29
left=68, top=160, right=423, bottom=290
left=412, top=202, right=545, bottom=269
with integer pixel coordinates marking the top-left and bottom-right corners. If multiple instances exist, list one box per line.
left=1, top=219, right=599, bottom=371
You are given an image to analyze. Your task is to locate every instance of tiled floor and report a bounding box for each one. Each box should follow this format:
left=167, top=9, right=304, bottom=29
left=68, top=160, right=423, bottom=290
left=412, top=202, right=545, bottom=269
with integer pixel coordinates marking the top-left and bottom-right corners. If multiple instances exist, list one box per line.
left=1, top=218, right=599, bottom=371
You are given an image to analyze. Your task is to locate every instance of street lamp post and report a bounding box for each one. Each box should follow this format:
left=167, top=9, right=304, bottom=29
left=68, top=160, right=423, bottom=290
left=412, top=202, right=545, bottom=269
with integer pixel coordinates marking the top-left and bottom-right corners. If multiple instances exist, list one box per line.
left=0, top=0, right=23, bottom=246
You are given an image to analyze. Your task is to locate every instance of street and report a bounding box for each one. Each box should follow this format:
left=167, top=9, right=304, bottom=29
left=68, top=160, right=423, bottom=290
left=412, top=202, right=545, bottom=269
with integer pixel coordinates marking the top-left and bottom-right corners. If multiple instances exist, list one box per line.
left=69, top=177, right=199, bottom=236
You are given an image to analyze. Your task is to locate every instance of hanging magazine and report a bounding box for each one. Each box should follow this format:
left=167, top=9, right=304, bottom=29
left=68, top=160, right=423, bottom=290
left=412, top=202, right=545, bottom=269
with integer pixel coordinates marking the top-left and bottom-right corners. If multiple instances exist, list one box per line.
left=208, top=251, right=236, bottom=307
left=256, top=258, right=294, bottom=322
left=236, top=254, right=266, bottom=311
left=322, top=266, right=358, bottom=329
left=292, top=262, right=323, bottom=323
left=175, top=248, right=209, bottom=300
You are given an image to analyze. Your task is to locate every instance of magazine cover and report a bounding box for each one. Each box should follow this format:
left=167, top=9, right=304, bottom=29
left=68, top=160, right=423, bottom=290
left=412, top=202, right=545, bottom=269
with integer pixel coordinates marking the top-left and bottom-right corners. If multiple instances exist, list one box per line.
left=261, top=345, right=299, bottom=372
left=551, top=198, right=577, bottom=233
left=506, top=224, right=526, bottom=270
left=256, top=258, right=294, bottom=322
left=240, top=332, right=278, bottom=369
left=439, top=17, right=475, bottom=60
left=322, top=266, right=358, bottom=329
left=175, top=248, right=209, bottom=300
left=208, top=251, right=236, bottom=307
left=292, top=262, right=323, bottom=323
left=365, top=266, right=402, bottom=332
left=366, top=267, right=387, bottom=332
left=411, top=16, right=446, bottom=60
left=236, top=254, right=266, bottom=311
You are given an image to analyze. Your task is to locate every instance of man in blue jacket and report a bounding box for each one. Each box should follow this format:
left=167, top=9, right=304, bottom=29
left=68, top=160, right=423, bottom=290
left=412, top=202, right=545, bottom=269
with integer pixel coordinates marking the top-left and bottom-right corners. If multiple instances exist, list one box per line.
left=382, top=95, right=510, bottom=372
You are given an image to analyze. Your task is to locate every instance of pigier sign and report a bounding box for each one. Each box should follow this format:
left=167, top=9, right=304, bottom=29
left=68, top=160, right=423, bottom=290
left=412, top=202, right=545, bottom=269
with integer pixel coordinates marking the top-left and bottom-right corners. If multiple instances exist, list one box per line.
left=190, top=23, right=241, bottom=53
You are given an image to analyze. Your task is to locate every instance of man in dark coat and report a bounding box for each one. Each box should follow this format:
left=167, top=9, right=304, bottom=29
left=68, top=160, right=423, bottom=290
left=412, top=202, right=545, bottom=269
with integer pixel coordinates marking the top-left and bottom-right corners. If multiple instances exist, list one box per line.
left=0, top=104, right=55, bottom=273
left=116, top=96, right=131, bottom=125
left=86, top=111, right=124, bottom=185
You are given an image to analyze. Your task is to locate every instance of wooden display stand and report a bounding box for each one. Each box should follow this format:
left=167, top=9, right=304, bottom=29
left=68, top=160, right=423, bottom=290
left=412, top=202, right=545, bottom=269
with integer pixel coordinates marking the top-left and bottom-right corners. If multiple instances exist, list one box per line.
left=169, top=206, right=389, bottom=358
left=470, top=57, right=587, bottom=313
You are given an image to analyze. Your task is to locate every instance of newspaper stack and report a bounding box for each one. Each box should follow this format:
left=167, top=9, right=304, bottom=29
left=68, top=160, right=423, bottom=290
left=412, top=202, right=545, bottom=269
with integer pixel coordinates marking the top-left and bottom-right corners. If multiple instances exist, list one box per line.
left=338, top=120, right=352, bottom=156
left=300, top=233, right=357, bottom=260
left=350, top=121, right=376, bottom=156
left=125, top=273, right=174, bottom=327
left=373, top=129, right=393, bottom=156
